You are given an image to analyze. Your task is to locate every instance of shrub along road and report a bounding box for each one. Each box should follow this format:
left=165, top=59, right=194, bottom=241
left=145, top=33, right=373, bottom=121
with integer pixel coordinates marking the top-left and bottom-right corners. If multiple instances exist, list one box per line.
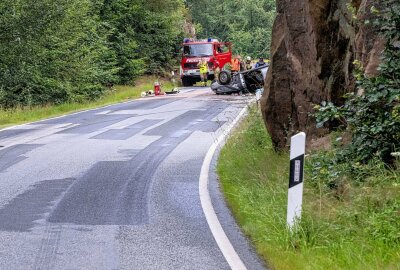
left=0, top=88, right=264, bottom=269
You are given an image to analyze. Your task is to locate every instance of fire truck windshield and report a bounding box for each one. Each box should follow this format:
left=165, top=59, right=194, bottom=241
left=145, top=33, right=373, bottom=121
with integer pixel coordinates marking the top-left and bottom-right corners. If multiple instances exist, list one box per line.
left=183, top=44, right=213, bottom=57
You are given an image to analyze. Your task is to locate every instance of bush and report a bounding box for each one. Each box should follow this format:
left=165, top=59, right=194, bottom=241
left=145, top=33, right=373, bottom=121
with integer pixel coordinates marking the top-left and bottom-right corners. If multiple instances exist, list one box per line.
left=315, top=3, right=400, bottom=165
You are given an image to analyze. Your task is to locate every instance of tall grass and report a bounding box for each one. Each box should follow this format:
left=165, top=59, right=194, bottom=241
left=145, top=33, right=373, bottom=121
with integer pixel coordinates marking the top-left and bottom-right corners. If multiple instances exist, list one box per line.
left=217, top=106, right=400, bottom=269
left=0, top=77, right=173, bottom=129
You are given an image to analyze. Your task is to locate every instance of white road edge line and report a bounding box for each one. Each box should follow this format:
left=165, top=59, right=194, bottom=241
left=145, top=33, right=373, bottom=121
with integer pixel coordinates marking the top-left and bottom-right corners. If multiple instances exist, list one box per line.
left=199, top=106, right=248, bottom=270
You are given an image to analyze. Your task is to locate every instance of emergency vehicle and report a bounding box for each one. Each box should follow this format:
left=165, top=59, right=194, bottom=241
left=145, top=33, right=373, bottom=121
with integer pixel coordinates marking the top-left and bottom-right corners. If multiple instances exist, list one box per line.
left=180, top=38, right=232, bottom=87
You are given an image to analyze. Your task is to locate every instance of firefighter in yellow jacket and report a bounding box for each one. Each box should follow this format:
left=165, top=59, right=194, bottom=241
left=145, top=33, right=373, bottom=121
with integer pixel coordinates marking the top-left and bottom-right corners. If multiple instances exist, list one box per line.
left=198, top=58, right=209, bottom=86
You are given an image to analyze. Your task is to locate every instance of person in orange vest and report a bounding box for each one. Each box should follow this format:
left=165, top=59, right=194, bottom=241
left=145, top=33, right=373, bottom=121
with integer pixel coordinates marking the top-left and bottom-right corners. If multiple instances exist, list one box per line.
left=231, top=55, right=241, bottom=73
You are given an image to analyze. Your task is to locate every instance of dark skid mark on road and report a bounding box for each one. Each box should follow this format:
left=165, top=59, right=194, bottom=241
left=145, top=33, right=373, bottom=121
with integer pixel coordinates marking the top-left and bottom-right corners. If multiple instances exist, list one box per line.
left=91, top=119, right=163, bottom=140
left=0, top=144, right=42, bottom=173
left=49, top=160, right=144, bottom=225
left=0, top=178, right=75, bottom=232
left=145, top=103, right=228, bottom=137
left=48, top=105, right=227, bottom=226
left=33, top=224, right=63, bottom=270
left=47, top=142, right=183, bottom=226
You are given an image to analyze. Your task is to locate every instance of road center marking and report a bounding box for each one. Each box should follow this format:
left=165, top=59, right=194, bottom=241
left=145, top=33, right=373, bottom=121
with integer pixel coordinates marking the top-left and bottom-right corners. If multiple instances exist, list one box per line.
left=199, top=106, right=248, bottom=270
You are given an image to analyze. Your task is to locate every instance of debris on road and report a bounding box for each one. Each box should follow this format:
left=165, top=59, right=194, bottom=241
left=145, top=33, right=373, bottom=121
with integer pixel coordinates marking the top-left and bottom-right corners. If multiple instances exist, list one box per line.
left=165, top=88, right=180, bottom=95
left=141, top=81, right=181, bottom=97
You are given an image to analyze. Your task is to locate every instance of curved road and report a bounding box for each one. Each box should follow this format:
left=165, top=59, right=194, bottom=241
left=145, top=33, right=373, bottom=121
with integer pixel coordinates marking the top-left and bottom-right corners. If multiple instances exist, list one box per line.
left=0, top=88, right=265, bottom=270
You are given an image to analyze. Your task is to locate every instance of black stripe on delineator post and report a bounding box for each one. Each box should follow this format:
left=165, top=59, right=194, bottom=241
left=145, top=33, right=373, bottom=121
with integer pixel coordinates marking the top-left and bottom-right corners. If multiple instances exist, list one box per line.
left=289, top=154, right=304, bottom=189
left=287, top=132, right=306, bottom=229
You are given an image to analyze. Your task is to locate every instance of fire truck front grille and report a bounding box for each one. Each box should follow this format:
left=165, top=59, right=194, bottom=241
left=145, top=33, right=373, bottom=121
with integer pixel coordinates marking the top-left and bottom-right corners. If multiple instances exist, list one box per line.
left=184, top=63, right=198, bottom=69
left=184, top=62, right=214, bottom=69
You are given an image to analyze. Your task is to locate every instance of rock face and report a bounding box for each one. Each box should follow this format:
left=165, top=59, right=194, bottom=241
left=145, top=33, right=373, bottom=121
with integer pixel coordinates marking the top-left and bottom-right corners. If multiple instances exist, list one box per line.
left=183, top=19, right=196, bottom=38
left=260, top=0, right=383, bottom=149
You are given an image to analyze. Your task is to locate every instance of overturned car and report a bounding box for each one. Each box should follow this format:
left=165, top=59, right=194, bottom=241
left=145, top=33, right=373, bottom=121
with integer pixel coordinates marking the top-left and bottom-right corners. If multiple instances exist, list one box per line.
left=210, top=65, right=268, bottom=95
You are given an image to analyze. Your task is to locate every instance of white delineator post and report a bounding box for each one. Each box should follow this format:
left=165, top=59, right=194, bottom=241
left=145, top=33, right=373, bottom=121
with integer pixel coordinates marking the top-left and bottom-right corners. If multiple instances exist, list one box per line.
left=287, top=132, right=306, bottom=229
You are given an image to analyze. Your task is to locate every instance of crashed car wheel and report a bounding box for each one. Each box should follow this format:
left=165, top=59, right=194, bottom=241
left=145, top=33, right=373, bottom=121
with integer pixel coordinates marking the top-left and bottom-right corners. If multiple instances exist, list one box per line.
left=218, top=71, right=231, bottom=85
left=247, top=71, right=264, bottom=84
left=254, top=72, right=264, bottom=83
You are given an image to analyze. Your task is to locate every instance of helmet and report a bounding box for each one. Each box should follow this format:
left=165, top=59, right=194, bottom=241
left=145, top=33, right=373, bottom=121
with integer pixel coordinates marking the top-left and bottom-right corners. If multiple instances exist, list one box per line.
left=246, top=56, right=251, bottom=61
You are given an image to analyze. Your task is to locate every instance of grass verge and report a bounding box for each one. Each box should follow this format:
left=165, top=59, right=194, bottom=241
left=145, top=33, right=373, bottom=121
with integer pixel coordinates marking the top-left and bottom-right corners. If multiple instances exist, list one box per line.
left=217, top=106, right=400, bottom=270
left=0, top=76, right=173, bottom=129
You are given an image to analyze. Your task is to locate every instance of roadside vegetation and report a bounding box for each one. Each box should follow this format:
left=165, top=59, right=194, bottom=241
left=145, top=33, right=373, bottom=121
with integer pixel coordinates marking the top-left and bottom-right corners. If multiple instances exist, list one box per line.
left=0, top=0, right=275, bottom=126
left=218, top=107, right=399, bottom=269
left=0, top=0, right=185, bottom=109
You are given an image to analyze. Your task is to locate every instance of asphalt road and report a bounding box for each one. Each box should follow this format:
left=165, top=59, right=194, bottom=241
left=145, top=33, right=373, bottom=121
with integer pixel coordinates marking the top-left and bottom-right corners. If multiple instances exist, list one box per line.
left=0, top=87, right=265, bottom=270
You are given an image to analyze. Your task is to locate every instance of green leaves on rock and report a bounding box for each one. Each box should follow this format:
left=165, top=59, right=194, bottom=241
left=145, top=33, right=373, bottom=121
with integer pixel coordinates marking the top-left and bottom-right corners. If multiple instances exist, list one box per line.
left=314, top=3, right=400, bottom=165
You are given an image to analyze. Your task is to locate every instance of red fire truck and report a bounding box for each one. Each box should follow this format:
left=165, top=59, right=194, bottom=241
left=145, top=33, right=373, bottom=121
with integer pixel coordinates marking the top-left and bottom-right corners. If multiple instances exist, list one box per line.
left=180, top=38, right=232, bottom=87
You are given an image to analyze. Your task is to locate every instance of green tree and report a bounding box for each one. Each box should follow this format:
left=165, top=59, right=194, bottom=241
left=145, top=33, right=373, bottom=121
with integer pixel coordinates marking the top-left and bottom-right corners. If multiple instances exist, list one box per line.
left=315, top=2, right=400, bottom=165
left=185, top=0, right=275, bottom=58
left=131, top=0, right=186, bottom=75
left=0, top=0, right=118, bottom=107
left=101, top=0, right=186, bottom=77
left=99, top=0, right=144, bottom=84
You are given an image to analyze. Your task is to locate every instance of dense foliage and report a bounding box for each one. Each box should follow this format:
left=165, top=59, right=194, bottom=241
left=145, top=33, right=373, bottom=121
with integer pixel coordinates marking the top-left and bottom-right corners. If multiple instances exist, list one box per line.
left=0, top=0, right=115, bottom=107
left=0, top=0, right=276, bottom=108
left=315, top=3, right=400, bottom=165
left=0, top=0, right=186, bottom=108
left=185, top=0, right=275, bottom=58
left=100, top=0, right=186, bottom=80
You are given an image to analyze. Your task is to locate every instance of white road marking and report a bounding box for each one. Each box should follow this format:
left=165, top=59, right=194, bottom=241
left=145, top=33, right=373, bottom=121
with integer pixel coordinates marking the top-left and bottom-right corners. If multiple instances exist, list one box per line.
left=199, top=106, right=248, bottom=270
left=0, top=99, right=137, bottom=132
left=0, top=124, right=80, bottom=150
left=0, top=87, right=206, bottom=133
left=95, top=110, right=112, bottom=115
